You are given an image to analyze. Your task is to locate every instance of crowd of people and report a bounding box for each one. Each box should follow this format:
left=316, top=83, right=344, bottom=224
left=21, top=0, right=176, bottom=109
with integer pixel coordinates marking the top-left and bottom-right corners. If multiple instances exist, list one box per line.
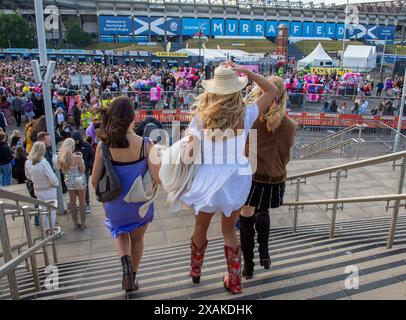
left=1, top=58, right=405, bottom=297
left=0, top=60, right=298, bottom=296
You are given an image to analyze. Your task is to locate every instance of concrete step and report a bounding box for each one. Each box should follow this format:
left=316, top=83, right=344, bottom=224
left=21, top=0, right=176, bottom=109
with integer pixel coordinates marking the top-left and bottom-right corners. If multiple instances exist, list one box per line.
left=2, top=215, right=406, bottom=300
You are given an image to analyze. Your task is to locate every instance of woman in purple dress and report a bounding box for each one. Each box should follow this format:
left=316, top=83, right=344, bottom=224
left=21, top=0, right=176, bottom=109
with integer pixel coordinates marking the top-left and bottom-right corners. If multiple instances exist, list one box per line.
left=91, top=96, right=161, bottom=292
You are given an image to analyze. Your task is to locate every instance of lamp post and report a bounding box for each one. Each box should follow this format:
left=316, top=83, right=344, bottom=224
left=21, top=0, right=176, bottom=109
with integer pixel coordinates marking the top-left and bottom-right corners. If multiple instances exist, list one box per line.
left=33, top=0, right=65, bottom=214
left=342, top=0, right=350, bottom=66
left=380, top=36, right=388, bottom=82
left=394, top=66, right=406, bottom=153
left=198, top=27, right=203, bottom=68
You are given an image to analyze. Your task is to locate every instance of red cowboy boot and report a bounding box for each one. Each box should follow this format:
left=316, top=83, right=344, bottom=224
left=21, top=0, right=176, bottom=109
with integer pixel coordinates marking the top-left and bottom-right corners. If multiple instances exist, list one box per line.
left=190, top=237, right=208, bottom=284
left=223, top=245, right=243, bottom=294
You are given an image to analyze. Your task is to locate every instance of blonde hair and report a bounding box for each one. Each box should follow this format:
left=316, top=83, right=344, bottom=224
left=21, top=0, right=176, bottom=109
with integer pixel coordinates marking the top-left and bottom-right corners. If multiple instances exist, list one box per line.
left=57, top=138, right=75, bottom=172
left=192, top=91, right=245, bottom=137
left=245, top=76, right=287, bottom=132
left=12, top=130, right=21, bottom=138
left=29, top=142, right=46, bottom=165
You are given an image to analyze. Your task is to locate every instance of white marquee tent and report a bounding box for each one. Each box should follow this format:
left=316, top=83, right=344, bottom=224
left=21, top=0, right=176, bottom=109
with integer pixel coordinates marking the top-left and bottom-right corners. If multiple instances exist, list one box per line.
left=297, top=43, right=334, bottom=68
left=342, top=45, right=377, bottom=71
left=176, top=48, right=253, bottom=62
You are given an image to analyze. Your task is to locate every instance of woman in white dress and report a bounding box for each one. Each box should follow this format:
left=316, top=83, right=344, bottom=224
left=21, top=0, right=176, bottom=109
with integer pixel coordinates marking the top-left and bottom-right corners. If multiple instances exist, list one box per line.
left=180, top=62, right=278, bottom=294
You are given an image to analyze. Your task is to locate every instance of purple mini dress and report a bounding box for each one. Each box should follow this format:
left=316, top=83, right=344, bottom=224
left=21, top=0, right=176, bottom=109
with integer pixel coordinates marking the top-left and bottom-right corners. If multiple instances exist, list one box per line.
left=104, top=138, right=154, bottom=238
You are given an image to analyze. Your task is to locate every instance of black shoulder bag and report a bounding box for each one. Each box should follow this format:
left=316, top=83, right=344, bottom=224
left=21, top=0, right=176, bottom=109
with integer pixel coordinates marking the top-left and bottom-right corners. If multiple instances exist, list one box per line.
left=95, top=143, right=122, bottom=202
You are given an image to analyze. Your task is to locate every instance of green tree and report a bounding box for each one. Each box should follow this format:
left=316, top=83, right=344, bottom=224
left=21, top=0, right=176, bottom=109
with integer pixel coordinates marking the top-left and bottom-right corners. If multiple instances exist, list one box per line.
left=66, top=24, right=92, bottom=48
left=0, top=14, right=35, bottom=48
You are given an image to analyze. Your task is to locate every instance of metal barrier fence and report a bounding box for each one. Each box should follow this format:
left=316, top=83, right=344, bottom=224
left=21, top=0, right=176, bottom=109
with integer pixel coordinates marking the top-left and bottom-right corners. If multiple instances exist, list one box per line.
left=0, top=190, right=61, bottom=300
left=285, top=150, right=406, bottom=249
left=293, top=119, right=406, bottom=159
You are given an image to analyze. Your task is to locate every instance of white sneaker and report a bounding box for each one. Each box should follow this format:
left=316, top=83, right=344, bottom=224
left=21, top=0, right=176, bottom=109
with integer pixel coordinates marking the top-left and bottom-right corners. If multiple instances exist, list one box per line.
left=86, top=205, right=91, bottom=214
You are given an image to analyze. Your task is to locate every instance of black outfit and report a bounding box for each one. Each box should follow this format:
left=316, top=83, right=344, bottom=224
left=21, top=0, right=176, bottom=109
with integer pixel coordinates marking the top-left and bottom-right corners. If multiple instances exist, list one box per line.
left=0, top=141, right=13, bottom=165
left=0, top=111, right=6, bottom=132
left=245, top=181, right=285, bottom=211
left=72, top=131, right=94, bottom=206
left=73, top=105, right=81, bottom=129
left=13, top=152, right=27, bottom=183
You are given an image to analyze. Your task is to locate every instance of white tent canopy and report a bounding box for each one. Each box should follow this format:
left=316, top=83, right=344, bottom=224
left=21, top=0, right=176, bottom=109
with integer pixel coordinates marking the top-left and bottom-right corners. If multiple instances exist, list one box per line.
left=342, top=45, right=377, bottom=71
left=176, top=48, right=252, bottom=62
left=297, top=43, right=334, bottom=68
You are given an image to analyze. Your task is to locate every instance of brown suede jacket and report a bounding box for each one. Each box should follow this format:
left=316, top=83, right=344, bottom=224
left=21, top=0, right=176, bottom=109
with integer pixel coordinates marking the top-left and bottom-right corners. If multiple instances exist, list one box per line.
left=245, top=116, right=298, bottom=184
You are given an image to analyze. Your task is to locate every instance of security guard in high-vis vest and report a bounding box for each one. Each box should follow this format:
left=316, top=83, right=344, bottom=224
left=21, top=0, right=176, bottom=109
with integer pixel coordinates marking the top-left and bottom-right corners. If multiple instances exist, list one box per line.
left=81, top=111, right=92, bottom=130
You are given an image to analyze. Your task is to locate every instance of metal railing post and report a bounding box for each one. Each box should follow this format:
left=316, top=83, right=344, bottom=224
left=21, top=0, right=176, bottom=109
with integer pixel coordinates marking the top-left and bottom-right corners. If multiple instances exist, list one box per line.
left=387, top=156, right=406, bottom=248
left=293, top=178, right=301, bottom=233
left=0, top=202, right=19, bottom=300
left=329, top=170, right=342, bottom=238
left=37, top=206, right=50, bottom=266
left=47, top=207, right=58, bottom=264
left=22, top=206, right=41, bottom=292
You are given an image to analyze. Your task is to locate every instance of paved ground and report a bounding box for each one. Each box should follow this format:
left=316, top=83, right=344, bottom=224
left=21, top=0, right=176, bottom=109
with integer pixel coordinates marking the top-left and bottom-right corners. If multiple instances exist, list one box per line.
left=1, top=157, right=406, bottom=299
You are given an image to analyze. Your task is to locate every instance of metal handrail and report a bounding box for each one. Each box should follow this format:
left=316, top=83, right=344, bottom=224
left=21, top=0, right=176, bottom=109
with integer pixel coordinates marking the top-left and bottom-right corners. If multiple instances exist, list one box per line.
left=286, top=151, right=406, bottom=250
left=0, top=232, right=61, bottom=280
left=301, top=124, right=367, bottom=150
left=283, top=193, right=406, bottom=206
left=0, top=193, right=60, bottom=300
left=0, top=189, right=57, bottom=209
left=287, top=150, right=406, bottom=181
left=377, top=120, right=406, bottom=138
left=301, top=138, right=360, bottom=159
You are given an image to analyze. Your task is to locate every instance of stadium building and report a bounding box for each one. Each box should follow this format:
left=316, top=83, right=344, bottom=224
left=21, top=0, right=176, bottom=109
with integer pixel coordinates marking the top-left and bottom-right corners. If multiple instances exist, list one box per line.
left=0, top=0, right=404, bottom=43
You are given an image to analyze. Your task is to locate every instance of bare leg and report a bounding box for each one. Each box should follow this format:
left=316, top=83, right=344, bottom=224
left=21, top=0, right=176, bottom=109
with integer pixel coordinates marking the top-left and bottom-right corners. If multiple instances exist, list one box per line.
left=240, top=206, right=255, bottom=218
left=193, top=212, right=215, bottom=248
left=115, top=234, right=131, bottom=257
left=129, top=224, right=148, bottom=272
left=221, top=209, right=241, bottom=249
left=77, top=189, right=86, bottom=229
left=69, top=190, right=79, bottom=228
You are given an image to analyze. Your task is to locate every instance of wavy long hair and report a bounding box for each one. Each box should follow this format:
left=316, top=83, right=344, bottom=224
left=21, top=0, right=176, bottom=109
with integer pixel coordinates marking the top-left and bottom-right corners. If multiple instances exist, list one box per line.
left=245, top=76, right=287, bottom=132
left=96, top=96, right=135, bottom=148
left=192, top=91, right=245, bottom=137
left=57, top=138, right=75, bottom=172
left=29, top=141, right=46, bottom=165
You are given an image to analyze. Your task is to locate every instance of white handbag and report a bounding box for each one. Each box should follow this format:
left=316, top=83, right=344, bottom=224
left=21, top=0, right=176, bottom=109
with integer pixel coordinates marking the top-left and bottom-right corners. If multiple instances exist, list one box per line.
left=123, top=170, right=158, bottom=218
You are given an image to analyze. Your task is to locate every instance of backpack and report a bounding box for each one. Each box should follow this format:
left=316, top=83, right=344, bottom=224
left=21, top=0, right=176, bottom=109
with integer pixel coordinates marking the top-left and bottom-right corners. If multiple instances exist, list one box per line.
left=143, top=122, right=161, bottom=143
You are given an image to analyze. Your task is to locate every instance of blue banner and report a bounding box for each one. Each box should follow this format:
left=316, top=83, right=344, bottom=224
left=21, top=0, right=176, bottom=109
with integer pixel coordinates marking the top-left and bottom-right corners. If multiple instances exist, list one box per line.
left=226, top=19, right=239, bottom=36
left=370, top=25, right=395, bottom=40
left=164, top=17, right=181, bottom=36
left=302, top=22, right=313, bottom=37
left=290, top=21, right=302, bottom=37
left=99, top=16, right=132, bottom=36
left=314, top=23, right=325, bottom=37
left=134, top=16, right=150, bottom=36
left=239, top=20, right=252, bottom=36
left=325, top=23, right=336, bottom=38
left=253, top=20, right=265, bottom=36
left=266, top=21, right=278, bottom=37
left=182, top=18, right=210, bottom=35
left=336, top=24, right=345, bottom=39
left=211, top=19, right=224, bottom=36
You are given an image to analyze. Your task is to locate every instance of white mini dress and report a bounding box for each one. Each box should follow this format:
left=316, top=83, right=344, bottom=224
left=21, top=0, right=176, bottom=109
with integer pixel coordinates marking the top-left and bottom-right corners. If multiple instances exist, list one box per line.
left=180, top=104, right=259, bottom=217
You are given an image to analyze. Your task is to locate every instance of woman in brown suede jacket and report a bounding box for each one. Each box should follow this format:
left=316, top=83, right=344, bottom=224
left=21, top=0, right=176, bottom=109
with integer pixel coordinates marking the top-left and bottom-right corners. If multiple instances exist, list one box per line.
left=240, top=76, right=297, bottom=279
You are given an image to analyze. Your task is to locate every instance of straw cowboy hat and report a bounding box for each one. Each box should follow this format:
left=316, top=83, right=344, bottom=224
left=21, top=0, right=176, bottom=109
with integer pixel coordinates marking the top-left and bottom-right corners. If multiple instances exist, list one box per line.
left=202, top=65, right=248, bottom=95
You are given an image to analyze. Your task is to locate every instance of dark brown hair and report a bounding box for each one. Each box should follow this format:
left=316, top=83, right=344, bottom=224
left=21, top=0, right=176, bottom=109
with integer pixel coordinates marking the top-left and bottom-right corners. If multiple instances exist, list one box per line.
left=37, top=131, right=50, bottom=142
left=96, top=96, right=135, bottom=148
left=30, top=116, right=47, bottom=142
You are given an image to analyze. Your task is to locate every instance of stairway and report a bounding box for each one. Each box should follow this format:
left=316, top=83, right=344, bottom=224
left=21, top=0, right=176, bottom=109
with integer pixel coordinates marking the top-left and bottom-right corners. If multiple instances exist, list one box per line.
left=2, top=215, right=406, bottom=300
